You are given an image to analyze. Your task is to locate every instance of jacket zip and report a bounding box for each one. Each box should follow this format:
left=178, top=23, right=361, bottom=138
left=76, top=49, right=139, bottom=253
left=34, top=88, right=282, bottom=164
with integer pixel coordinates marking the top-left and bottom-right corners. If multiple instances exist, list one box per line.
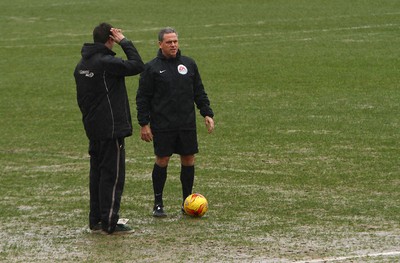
left=103, top=71, right=115, bottom=138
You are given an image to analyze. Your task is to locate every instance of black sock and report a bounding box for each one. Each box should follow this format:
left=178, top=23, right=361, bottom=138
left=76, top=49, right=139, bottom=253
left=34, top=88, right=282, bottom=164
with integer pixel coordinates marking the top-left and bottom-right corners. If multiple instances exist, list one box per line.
left=180, top=165, right=195, bottom=202
left=152, top=163, right=167, bottom=206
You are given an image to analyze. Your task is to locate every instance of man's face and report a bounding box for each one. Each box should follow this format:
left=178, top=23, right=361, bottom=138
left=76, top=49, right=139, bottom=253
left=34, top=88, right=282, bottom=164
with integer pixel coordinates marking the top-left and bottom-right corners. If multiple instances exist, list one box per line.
left=159, top=33, right=179, bottom=59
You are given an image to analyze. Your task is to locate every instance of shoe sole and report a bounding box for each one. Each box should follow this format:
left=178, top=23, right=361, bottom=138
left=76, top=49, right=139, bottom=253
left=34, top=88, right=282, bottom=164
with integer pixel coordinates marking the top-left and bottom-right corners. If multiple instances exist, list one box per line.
left=153, top=213, right=167, bottom=218
left=110, top=229, right=135, bottom=235
left=100, top=229, right=135, bottom=235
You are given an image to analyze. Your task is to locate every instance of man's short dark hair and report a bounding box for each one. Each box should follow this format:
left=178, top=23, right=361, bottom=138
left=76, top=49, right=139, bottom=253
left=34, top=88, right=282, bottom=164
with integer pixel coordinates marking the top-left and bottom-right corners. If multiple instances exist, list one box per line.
left=158, top=27, right=178, bottom=42
left=93, top=22, right=113, bottom=43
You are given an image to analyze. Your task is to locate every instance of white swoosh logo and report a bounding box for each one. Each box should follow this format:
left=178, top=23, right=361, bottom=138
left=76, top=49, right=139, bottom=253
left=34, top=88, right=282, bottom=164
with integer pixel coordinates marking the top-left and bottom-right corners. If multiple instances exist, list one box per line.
left=159, top=70, right=166, bottom=74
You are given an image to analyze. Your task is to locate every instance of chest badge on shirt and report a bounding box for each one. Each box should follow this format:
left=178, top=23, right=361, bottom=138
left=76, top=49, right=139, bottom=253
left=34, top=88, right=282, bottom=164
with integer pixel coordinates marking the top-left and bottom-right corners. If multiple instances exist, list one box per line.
left=177, top=64, right=188, bottom=75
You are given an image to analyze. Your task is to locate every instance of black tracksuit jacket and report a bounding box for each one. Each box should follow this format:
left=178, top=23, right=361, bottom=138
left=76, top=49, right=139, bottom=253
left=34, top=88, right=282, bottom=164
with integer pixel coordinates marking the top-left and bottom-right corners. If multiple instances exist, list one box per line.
left=74, top=39, right=144, bottom=140
left=136, top=49, right=214, bottom=132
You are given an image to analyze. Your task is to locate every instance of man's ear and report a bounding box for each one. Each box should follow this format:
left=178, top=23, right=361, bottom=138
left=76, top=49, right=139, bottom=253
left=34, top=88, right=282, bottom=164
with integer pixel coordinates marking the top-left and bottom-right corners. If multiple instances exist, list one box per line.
left=105, top=37, right=114, bottom=49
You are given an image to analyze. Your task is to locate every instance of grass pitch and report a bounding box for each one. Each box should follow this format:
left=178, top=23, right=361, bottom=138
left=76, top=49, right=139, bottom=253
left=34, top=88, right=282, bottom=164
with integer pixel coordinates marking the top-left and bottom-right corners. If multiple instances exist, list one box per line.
left=1, top=0, right=400, bottom=262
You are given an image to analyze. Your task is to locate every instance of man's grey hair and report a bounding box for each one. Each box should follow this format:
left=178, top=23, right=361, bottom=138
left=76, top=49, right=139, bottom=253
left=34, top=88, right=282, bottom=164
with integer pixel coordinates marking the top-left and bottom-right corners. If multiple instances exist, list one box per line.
left=158, top=27, right=178, bottom=42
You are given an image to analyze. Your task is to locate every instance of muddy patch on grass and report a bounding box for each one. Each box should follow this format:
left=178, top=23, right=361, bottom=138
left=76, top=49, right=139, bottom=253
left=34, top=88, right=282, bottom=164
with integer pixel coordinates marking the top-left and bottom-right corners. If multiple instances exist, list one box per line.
left=1, top=218, right=400, bottom=262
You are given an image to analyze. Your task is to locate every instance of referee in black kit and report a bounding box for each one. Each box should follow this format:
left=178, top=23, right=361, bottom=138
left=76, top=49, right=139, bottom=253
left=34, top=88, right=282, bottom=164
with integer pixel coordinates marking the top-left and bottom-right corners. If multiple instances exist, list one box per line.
left=74, top=22, right=144, bottom=234
left=136, top=27, right=215, bottom=217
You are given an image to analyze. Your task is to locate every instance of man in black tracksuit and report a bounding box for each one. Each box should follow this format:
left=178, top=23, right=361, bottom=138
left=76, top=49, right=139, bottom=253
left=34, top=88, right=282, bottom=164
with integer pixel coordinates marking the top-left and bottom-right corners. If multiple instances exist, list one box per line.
left=74, top=23, right=144, bottom=234
left=136, top=27, right=215, bottom=217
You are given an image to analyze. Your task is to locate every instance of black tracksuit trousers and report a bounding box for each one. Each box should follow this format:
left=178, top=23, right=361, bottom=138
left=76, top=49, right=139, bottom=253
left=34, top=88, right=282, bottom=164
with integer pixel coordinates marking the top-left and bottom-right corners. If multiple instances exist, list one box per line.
left=88, top=138, right=125, bottom=234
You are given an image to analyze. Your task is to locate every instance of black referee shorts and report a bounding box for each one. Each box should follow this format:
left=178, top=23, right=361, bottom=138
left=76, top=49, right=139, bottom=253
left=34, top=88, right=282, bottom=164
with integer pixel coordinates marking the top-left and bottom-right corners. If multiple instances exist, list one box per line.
left=153, top=130, right=199, bottom=157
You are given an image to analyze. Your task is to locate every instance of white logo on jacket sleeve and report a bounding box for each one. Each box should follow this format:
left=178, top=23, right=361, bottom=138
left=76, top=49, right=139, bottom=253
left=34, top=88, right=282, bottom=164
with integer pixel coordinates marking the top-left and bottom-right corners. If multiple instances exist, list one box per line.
left=79, top=70, right=94, bottom=78
left=177, top=64, right=188, bottom=75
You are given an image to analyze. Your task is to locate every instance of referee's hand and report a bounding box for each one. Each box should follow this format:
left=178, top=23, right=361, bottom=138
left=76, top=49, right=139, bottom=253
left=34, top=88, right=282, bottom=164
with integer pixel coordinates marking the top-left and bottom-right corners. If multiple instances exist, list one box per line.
left=140, top=125, right=153, bottom=142
left=205, top=116, right=215, bottom=134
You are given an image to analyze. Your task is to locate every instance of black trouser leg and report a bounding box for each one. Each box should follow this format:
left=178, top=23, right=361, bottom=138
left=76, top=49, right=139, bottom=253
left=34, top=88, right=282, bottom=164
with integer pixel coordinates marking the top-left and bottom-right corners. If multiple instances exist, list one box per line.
left=89, top=141, right=101, bottom=229
left=89, top=138, right=126, bottom=234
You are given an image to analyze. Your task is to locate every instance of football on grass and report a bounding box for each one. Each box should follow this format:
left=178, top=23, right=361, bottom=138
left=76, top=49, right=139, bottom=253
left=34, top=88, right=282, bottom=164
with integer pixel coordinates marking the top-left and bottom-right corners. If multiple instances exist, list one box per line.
left=183, top=193, right=208, bottom=217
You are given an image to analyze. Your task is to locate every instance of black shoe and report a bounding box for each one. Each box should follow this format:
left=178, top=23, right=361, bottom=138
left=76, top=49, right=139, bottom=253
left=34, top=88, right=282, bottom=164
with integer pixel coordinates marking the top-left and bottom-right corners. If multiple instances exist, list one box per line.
left=90, top=222, right=102, bottom=233
left=181, top=203, right=186, bottom=214
left=101, top=224, right=135, bottom=235
left=153, top=204, right=167, bottom=217
left=111, top=224, right=135, bottom=235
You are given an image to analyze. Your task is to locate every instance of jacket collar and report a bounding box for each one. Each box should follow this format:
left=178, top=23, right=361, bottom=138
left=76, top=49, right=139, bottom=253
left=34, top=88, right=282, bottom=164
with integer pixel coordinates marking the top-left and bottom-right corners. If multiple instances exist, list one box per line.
left=81, top=43, right=115, bottom=59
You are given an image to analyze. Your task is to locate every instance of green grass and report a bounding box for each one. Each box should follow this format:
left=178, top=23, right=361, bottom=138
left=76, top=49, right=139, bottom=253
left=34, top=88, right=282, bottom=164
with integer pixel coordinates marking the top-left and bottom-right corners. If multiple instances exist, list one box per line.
left=1, top=0, right=400, bottom=262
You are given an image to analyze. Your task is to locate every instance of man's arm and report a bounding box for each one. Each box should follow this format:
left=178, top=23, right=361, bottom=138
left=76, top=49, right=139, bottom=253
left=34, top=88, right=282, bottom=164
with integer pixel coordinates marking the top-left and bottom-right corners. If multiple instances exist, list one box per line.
left=104, top=28, right=144, bottom=76
left=136, top=65, right=153, bottom=128
left=192, top=62, right=214, bottom=118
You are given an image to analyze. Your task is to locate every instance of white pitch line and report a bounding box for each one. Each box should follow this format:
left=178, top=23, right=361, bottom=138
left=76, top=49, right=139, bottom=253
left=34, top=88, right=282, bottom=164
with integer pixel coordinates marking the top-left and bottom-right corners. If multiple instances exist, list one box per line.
left=294, top=251, right=400, bottom=263
left=201, top=166, right=273, bottom=175
left=0, top=22, right=398, bottom=49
